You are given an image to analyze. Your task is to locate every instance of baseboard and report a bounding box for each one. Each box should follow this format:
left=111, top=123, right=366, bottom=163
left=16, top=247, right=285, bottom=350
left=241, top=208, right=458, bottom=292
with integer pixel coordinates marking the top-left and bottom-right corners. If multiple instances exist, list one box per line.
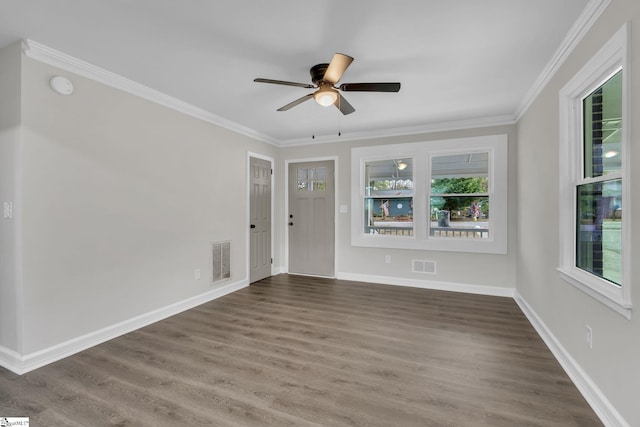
left=336, top=272, right=515, bottom=298
left=2, top=279, right=248, bottom=375
left=514, top=292, right=629, bottom=427
left=0, top=345, right=24, bottom=375
left=271, top=266, right=286, bottom=275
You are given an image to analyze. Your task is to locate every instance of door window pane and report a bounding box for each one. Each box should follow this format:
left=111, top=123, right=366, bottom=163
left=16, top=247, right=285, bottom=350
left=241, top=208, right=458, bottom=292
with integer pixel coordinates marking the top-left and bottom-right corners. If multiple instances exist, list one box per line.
left=297, top=167, right=327, bottom=191
left=311, top=167, right=326, bottom=191
left=576, top=179, right=622, bottom=286
left=297, top=168, right=307, bottom=191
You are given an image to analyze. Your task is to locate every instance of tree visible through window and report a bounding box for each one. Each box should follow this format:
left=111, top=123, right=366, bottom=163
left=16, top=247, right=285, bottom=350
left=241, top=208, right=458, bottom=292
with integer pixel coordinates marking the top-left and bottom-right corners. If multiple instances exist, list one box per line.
left=352, top=134, right=508, bottom=254
left=429, top=152, right=490, bottom=239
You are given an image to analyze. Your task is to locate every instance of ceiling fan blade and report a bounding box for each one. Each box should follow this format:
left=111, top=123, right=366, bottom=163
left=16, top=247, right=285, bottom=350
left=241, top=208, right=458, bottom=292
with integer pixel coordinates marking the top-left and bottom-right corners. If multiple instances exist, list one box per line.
left=254, top=78, right=315, bottom=89
left=339, top=82, right=401, bottom=92
left=323, top=53, right=354, bottom=84
left=277, top=93, right=314, bottom=111
left=334, top=93, right=355, bottom=115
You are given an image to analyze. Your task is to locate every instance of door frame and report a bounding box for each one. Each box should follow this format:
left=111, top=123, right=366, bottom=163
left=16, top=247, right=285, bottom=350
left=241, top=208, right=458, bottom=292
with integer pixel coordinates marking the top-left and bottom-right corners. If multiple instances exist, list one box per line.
left=285, top=156, right=339, bottom=277
left=246, top=152, right=275, bottom=282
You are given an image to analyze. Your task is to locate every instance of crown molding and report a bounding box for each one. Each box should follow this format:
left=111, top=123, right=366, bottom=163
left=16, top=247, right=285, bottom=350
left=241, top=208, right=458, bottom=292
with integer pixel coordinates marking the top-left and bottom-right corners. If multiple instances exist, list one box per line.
left=514, top=0, right=611, bottom=120
left=22, top=38, right=514, bottom=148
left=22, top=0, right=608, bottom=150
left=277, top=114, right=516, bottom=147
left=22, top=39, right=279, bottom=146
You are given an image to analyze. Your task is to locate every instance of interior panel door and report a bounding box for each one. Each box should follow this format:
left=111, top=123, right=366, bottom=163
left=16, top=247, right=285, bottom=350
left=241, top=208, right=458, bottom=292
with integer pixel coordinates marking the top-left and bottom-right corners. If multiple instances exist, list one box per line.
left=249, top=157, right=272, bottom=283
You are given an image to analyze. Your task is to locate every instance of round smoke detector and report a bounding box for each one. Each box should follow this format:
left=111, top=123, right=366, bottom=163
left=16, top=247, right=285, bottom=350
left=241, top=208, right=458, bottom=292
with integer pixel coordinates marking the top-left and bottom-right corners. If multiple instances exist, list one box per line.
left=49, top=75, right=74, bottom=95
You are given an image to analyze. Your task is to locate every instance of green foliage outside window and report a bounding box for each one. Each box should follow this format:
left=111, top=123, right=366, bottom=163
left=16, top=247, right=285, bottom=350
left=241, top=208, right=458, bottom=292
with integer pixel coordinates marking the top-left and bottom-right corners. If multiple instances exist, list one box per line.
left=431, top=177, right=489, bottom=214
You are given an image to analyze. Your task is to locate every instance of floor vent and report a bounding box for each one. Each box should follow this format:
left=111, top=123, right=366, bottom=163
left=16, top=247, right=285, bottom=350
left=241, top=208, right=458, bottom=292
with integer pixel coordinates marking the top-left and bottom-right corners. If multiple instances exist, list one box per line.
left=412, top=259, right=436, bottom=274
left=211, top=241, right=231, bottom=283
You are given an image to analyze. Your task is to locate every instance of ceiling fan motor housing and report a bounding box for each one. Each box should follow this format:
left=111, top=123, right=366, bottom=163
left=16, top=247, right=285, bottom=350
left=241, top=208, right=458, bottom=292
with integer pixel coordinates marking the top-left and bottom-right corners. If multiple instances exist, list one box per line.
left=310, top=63, right=330, bottom=85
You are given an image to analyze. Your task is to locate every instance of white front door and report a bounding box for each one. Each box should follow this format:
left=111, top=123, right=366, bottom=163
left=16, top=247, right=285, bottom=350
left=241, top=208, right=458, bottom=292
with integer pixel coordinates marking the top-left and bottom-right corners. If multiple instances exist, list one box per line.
left=288, top=160, right=335, bottom=277
left=249, top=157, right=271, bottom=283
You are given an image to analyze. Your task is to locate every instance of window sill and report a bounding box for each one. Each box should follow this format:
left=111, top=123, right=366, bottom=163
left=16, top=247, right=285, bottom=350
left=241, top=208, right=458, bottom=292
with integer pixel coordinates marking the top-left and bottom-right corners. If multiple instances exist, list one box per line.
left=557, top=267, right=632, bottom=319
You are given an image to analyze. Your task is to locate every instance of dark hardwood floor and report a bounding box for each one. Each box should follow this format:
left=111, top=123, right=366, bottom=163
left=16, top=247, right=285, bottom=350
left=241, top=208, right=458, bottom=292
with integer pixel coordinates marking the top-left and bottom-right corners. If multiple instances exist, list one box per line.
left=0, top=275, right=602, bottom=426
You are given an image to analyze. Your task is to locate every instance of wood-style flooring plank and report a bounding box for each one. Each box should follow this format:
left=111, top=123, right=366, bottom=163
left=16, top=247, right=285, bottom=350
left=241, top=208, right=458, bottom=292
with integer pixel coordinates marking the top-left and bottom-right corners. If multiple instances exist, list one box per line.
left=0, top=274, right=603, bottom=426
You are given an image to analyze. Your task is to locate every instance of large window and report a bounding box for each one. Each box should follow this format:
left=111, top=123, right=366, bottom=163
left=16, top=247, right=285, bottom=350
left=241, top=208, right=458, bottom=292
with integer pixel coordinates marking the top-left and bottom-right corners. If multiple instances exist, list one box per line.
left=364, top=159, right=414, bottom=236
left=352, top=134, right=508, bottom=254
left=577, top=71, right=622, bottom=285
left=558, top=24, right=630, bottom=317
left=429, top=152, right=490, bottom=239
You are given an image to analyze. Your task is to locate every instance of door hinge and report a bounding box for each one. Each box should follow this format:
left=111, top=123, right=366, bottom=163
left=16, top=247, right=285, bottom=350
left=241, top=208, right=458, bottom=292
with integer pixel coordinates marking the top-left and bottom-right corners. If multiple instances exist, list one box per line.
left=270, top=168, right=273, bottom=175
left=270, top=258, right=273, bottom=264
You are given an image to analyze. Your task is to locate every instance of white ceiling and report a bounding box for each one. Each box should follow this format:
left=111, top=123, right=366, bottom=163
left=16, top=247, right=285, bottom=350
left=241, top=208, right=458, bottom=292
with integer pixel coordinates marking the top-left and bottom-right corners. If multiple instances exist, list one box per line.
left=0, top=0, right=591, bottom=145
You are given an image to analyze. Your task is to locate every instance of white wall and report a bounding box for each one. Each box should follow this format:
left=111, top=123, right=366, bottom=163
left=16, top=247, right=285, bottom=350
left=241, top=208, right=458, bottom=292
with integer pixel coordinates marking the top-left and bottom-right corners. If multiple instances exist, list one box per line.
left=276, top=124, right=517, bottom=294
left=13, top=54, right=276, bottom=359
left=517, top=0, right=640, bottom=425
left=0, top=41, right=22, bottom=356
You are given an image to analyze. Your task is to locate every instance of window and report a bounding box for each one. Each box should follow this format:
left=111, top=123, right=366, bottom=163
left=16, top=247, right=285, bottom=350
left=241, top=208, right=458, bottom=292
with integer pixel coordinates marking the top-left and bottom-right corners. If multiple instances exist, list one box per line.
left=558, top=24, right=630, bottom=317
left=364, top=159, right=414, bottom=236
left=429, top=152, right=490, bottom=239
left=351, top=134, right=507, bottom=254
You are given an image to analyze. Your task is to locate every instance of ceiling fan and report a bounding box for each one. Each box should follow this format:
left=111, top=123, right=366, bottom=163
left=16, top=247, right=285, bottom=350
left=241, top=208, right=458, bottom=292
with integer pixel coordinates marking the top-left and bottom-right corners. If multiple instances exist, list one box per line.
left=254, top=53, right=401, bottom=115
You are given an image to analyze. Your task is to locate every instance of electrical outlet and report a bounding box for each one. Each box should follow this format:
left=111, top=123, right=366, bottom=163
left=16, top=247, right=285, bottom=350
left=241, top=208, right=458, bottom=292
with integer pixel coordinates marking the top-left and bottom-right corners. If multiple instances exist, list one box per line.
left=195, top=269, right=201, bottom=280
left=585, top=324, right=593, bottom=349
left=3, top=202, right=12, bottom=219
left=385, top=255, right=391, bottom=264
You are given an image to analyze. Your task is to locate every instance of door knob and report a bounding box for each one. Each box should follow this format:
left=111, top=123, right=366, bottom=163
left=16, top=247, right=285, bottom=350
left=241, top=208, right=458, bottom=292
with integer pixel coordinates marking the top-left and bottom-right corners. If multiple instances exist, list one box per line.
left=250, top=224, right=256, bottom=229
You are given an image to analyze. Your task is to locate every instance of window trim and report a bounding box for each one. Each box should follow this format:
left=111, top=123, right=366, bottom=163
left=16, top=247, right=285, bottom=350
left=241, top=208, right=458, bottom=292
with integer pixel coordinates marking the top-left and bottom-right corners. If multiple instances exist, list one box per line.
left=351, top=134, right=508, bottom=254
left=558, top=23, right=631, bottom=318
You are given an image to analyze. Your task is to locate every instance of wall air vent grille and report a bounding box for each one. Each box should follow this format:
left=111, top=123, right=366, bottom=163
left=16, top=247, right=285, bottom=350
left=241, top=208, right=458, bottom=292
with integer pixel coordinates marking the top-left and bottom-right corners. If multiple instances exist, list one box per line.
left=412, top=259, right=436, bottom=274
left=211, top=241, right=231, bottom=283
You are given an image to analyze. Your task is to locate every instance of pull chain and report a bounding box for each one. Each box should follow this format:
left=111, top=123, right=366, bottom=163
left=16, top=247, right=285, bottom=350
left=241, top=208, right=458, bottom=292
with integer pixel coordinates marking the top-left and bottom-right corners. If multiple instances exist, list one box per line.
left=337, top=95, right=342, bottom=136
left=311, top=98, right=317, bottom=140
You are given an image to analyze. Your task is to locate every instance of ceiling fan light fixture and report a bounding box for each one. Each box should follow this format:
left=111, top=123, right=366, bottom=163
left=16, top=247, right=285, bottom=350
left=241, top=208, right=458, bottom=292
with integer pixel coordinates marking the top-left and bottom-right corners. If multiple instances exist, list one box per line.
left=314, top=85, right=338, bottom=107
left=254, top=53, right=400, bottom=115
left=397, top=160, right=408, bottom=170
